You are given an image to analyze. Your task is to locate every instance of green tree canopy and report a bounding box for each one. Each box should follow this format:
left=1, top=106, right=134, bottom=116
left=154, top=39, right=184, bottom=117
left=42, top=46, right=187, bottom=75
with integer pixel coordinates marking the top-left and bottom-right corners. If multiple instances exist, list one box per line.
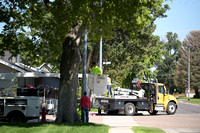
left=0, top=0, right=169, bottom=122
left=156, top=32, right=181, bottom=93
left=102, top=25, right=164, bottom=87
left=175, top=30, right=200, bottom=97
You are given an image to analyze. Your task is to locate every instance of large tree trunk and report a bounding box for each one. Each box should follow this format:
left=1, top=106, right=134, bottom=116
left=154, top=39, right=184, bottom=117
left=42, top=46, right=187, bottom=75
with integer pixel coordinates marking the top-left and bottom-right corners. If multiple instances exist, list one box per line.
left=55, top=24, right=82, bottom=122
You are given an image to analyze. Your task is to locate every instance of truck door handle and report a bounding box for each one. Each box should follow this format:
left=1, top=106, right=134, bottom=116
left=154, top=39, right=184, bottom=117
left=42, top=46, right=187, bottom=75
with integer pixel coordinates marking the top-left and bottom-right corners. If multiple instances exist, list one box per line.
left=158, top=97, right=159, bottom=100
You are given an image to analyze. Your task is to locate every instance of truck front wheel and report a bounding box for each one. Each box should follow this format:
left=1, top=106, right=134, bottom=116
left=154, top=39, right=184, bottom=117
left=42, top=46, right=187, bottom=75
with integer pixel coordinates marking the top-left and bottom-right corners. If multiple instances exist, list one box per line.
left=166, top=102, right=176, bottom=115
left=124, top=103, right=135, bottom=116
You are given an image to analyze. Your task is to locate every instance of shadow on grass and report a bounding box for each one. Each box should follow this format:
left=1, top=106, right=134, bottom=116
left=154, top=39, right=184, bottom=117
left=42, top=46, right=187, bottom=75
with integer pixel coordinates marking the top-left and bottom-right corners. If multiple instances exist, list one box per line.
left=0, top=122, right=106, bottom=128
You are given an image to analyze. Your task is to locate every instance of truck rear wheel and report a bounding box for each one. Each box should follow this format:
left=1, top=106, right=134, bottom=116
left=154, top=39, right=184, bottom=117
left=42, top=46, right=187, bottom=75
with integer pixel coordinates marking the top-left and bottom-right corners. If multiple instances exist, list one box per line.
left=7, top=111, right=27, bottom=123
left=166, top=102, right=176, bottom=115
left=8, top=115, right=25, bottom=123
left=124, top=103, right=135, bottom=116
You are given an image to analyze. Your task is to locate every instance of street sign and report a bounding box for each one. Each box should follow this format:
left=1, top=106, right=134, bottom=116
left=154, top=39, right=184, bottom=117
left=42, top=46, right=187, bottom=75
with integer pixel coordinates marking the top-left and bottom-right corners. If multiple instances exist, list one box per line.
left=103, top=62, right=111, bottom=65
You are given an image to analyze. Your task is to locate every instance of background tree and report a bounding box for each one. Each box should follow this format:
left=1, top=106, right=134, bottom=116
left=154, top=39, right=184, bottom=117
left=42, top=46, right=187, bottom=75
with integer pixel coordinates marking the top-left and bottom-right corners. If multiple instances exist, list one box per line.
left=0, top=0, right=169, bottom=122
left=156, top=32, right=181, bottom=94
left=175, top=30, right=200, bottom=97
left=102, top=25, right=164, bottom=87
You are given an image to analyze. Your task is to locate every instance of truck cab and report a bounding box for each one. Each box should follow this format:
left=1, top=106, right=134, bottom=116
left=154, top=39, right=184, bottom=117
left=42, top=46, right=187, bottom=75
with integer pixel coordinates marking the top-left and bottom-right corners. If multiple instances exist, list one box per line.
left=152, top=83, right=178, bottom=115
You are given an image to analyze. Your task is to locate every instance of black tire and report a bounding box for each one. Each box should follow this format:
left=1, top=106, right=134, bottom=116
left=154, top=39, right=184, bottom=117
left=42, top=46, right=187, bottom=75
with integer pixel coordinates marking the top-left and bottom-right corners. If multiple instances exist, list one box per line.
left=166, top=102, right=176, bottom=115
left=149, top=110, right=158, bottom=115
left=124, top=103, right=135, bottom=116
left=98, top=108, right=101, bottom=114
left=9, top=115, right=24, bottom=123
left=7, top=112, right=26, bottom=123
left=107, top=110, right=119, bottom=115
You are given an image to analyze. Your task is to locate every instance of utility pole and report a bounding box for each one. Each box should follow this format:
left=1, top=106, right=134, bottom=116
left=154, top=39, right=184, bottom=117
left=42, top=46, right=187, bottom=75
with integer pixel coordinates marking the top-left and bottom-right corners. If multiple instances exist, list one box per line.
left=99, top=0, right=103, bottom=72
left=82, top=29, right=87, bottom=96
left=99, top=38, right=102, bottom=71
left=188, top=46, right=190, bottom=101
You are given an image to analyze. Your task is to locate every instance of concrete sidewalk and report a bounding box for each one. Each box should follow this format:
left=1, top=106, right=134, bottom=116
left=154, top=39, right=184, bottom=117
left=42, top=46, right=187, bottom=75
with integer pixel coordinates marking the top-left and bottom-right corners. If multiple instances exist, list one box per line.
left=90, top=114, right=138, bottom=133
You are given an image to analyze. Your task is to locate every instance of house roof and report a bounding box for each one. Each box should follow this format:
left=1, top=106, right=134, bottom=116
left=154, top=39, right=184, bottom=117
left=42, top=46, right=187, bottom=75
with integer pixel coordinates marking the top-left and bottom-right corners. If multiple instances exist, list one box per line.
left=15, top=62, right=48, bottom=73
left=0, top=59, right=83, bottom=80
left=0, top=59, right=26, bottom=73
left=0, top=72, right=60, bottom=79
left=0, top=59, right=48, bottom=73
left=38, top=63, right=52, bottom=70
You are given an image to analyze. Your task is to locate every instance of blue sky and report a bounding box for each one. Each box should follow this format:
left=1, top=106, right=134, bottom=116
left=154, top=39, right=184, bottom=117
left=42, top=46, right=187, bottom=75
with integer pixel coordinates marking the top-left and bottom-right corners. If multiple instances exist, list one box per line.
left=153, top=0, right=200, bottom=42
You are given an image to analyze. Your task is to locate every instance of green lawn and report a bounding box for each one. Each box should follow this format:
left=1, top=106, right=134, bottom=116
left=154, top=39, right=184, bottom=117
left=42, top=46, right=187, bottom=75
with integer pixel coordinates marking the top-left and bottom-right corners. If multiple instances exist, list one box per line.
left=0, top=122, right=167, bottom=133
left=132, top=126, right=165, bottom=133
left=0, top=122, right=109, bottom=133
left=90, top=108, right=98, bottom=112
left=177, top=97, right=200, bottom=105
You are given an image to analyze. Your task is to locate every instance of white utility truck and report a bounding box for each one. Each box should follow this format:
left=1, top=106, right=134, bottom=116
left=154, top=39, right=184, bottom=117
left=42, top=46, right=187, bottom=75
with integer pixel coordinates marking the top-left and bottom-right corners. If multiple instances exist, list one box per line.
left=0, top=88, right=44, bottom=122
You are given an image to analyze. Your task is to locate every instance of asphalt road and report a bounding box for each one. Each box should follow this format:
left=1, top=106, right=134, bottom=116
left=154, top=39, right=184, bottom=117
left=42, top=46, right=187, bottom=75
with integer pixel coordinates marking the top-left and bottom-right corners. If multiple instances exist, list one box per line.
left=133, top=100, right=200, bottom=133
left=176, top=100, right=200, bottom=114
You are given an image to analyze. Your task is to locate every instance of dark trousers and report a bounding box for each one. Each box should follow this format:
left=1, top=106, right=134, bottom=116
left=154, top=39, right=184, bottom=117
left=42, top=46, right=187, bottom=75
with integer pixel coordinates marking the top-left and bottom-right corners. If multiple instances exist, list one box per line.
left=81, top=107, right=89, bottom=123
left=107, top=85, right=112, bottom=95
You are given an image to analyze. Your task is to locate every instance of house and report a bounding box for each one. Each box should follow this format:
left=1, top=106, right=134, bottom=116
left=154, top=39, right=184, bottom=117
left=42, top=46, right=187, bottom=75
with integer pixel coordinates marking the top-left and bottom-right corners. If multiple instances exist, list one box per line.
left=0, top=52, right=59, bottom=98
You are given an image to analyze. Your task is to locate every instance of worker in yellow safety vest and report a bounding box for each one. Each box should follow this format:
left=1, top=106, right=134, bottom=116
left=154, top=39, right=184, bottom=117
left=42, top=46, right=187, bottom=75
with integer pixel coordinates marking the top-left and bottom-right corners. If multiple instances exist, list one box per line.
left=89, top=62, right=102, bottom=75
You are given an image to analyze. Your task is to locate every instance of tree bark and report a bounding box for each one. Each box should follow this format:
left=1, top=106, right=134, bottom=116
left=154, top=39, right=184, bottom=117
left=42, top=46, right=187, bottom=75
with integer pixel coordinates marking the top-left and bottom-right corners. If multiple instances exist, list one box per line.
left=55, top=24, right=82, bottom=122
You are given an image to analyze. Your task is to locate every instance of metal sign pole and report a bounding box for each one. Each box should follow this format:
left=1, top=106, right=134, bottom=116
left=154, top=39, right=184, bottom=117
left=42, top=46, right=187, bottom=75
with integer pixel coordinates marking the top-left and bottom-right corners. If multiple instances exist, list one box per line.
left=82, top=29, right=87, bottom=96
left=188, top=46, right=190, bottom=101
left=99, top=0, right=103, bottom=72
